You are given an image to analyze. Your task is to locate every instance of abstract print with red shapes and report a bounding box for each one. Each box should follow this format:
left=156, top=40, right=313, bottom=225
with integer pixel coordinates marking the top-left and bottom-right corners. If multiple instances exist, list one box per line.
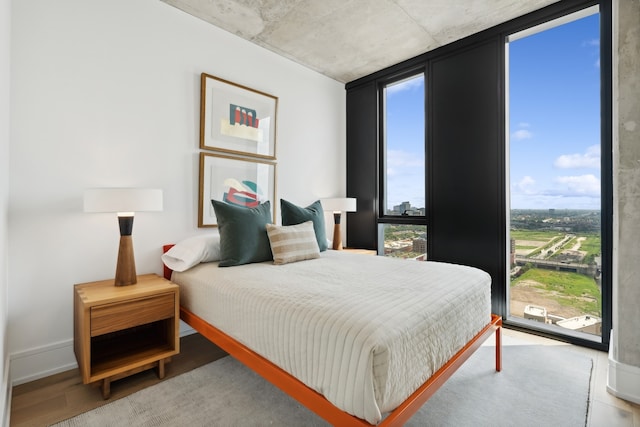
left=222, top=178, right=262, bottom=208
left=230, top=104, right=260, bottom=129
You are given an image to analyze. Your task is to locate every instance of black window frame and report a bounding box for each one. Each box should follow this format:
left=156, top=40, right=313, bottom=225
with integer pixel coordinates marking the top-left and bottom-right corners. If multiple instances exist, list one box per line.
left=346, top=0, right=611, bottom=351
left=377, top=67, right=429, bottom=224
left=501, top=2, right=612, bottom=350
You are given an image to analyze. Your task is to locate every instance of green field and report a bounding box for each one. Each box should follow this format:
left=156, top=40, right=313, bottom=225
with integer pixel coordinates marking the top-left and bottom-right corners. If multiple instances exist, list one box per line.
left=516, top=245, right=538, bottom=250
left=580, top=234, right=601, bottom=264
left=384, top=224, right=426, bottom=241
left=512, top=268, right=601, bottom=316
left=510, top=229, right=562, bottom=241
left=558, top=236, right=577, bottom=251
left=512, top=229, right=601, bottom=264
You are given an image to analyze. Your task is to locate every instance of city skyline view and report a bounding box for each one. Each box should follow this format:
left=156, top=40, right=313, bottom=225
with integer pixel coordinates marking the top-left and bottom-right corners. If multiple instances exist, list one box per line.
left=384, top=11, right=600, bottom=212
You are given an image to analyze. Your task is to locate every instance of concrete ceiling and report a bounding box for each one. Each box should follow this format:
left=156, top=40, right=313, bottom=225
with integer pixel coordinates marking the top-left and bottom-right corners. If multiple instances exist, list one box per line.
left=161, top=0, right=559, bottom=84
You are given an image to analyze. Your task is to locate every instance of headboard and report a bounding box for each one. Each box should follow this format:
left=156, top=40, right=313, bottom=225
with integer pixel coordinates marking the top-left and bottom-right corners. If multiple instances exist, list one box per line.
left=162, top=244, right=175, bottom=280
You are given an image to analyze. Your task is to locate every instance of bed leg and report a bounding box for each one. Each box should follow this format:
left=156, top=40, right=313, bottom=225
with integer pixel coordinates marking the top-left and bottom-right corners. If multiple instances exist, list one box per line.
left=495, top=324, right=502, bottom=372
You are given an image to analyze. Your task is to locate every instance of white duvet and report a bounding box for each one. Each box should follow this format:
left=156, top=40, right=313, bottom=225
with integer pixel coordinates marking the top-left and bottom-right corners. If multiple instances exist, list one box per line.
left=171, top=251, right=491, bottom=424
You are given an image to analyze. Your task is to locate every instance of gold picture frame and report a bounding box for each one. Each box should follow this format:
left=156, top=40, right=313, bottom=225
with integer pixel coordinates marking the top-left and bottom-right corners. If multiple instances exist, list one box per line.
left=200, top=73, right=278, bottom=160
left=198, top=152, right=277, bottom=227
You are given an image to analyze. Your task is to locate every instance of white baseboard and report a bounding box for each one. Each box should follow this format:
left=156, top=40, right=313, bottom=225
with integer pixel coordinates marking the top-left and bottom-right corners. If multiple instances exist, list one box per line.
left=10, top=338, right=77, bottom=386
left=607, top=345, right=640, bottom=404
left=9, top=326, right=197, bottom=386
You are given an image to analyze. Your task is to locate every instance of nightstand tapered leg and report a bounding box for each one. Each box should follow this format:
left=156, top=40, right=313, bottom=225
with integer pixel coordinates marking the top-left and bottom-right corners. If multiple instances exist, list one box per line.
left=102, top=378, right=111, bottom=399
left=157, top=359, right=165, bottom=379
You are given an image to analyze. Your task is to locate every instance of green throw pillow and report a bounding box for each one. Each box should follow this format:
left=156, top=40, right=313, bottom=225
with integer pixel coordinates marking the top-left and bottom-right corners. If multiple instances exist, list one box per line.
left=211, top=200, right=273, bottom=267
left=280, top=199, right=328, bottom=252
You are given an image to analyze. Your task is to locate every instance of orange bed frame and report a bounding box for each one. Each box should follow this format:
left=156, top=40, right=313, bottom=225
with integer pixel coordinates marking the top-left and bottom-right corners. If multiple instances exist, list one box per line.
left=163, top=245, right=502, bottom=426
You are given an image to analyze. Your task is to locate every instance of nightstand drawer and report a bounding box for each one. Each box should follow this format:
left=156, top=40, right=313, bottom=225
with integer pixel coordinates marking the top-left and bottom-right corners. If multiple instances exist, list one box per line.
left=91, top=293, right=175, bottom=336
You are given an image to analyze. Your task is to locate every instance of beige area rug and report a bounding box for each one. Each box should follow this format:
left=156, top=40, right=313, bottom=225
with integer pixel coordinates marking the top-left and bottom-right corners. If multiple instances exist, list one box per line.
left=53, top=344, right=592, bottom=426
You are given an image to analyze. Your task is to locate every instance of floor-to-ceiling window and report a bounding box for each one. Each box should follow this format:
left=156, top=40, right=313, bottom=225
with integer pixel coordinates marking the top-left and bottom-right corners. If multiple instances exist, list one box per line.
left=379, top=72, right=427, bottom=260
left=346, top=0, right=611, bottom=350
left=506, top=5, right=610, bottom=343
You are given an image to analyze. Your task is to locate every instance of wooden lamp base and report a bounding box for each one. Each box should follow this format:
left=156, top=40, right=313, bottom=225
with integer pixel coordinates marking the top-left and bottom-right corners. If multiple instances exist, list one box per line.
left=115, top=215, right=137, bottom=286
left=115, top=235, right=137, bottom=286
left=332, top=212, right=343, bottom=250
left=332, top=223, right=343, bottom=250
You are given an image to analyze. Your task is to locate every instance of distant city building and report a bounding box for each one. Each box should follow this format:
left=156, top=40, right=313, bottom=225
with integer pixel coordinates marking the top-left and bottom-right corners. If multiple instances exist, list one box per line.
left=412, top=238, right=426, bottom=254
left=510, top=238, right=516, bottom=265
left=391, top=201, right=425, bottom=216
left=394, top=201, right=411, bottom=215
left=557, top=315, right=602, bottom=335
left=524, top=305, right=547, bottom=323
left=404, top=208, right=424, bottom=216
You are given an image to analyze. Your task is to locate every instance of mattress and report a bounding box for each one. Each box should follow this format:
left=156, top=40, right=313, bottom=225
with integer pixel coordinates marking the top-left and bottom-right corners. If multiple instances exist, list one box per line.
left=171, top=250, right=491, bottom=424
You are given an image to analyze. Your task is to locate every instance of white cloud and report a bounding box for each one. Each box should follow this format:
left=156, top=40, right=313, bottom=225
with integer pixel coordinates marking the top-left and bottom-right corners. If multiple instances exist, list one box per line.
left=554, top=145, right=600, bottom=169
left=513, top=176, right=537, bottom=194
left=511, top=129, right=533, bottom=140
left=386, top=75, right=423, bottom=95
left=386, top=149, right=425, bottom=205
left=386, top=150, right=424, bottom=169
left=386, top=150, right=425, bottom=208
left=519, top=175, right=535, bottom=187
left=583, top=39, right=600, bottom=68
left=510, top=173, right=601, bottom=209
left=554, top=174, right=600, bottom=196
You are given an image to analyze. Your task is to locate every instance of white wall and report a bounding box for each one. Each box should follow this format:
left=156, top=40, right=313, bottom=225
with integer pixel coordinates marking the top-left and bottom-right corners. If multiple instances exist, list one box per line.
left=1, top=0, right=11, bottom=421
left=8, top=0, right=345, bottom=384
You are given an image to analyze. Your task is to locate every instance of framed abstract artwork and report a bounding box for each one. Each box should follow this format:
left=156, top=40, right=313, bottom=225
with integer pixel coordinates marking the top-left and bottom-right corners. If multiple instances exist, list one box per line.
left=198, top=152, right=277, bottom=227
left=200, top=73, right=278, bottom=160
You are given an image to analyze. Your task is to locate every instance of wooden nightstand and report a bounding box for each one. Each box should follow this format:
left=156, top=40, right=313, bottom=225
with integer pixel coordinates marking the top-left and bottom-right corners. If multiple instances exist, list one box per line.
left=343, top=248, right=377, bottom=255
left=73, top=274, right=180, bottom=399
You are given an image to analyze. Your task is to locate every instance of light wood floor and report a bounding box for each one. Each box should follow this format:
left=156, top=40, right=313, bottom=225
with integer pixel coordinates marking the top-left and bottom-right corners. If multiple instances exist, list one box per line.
left=10, top=333, right=227, bottom=427
left=487, top=329, right=640, bottom=427
left=10, top=330, right=640, bottom=426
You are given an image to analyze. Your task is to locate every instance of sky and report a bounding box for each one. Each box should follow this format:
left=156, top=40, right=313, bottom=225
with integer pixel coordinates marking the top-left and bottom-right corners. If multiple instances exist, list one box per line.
left=385, top=10, right=601, bottom=212
left=385, top=75, right=425, bottom=211
left=509, top=12, right=601, bottom=210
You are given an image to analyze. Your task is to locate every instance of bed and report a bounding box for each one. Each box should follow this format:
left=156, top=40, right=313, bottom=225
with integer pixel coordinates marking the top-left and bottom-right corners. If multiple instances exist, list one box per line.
left=163, top=244, right=501, bottom=426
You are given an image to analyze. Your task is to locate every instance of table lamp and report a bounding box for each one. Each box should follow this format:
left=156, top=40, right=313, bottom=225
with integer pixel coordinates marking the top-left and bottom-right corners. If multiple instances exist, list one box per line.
left=84, top=188, right=163, bottom=286
left=321, top=198, right=357, bottom=250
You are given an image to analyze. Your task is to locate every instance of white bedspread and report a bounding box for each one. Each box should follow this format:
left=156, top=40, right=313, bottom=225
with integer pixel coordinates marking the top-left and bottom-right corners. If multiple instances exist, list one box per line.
left=171, top=251, right=491, bottom=424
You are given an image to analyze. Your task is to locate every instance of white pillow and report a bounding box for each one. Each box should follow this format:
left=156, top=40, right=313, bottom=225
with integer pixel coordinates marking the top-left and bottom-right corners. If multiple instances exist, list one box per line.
left=266, top=221, right=320, bottom=265
left=161, top=234, right=221, bottom=272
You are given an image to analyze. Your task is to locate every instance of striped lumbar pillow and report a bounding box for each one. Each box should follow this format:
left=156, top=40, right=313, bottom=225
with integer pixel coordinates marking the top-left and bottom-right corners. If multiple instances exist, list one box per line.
left=266, top=221, right=320, bottom=265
